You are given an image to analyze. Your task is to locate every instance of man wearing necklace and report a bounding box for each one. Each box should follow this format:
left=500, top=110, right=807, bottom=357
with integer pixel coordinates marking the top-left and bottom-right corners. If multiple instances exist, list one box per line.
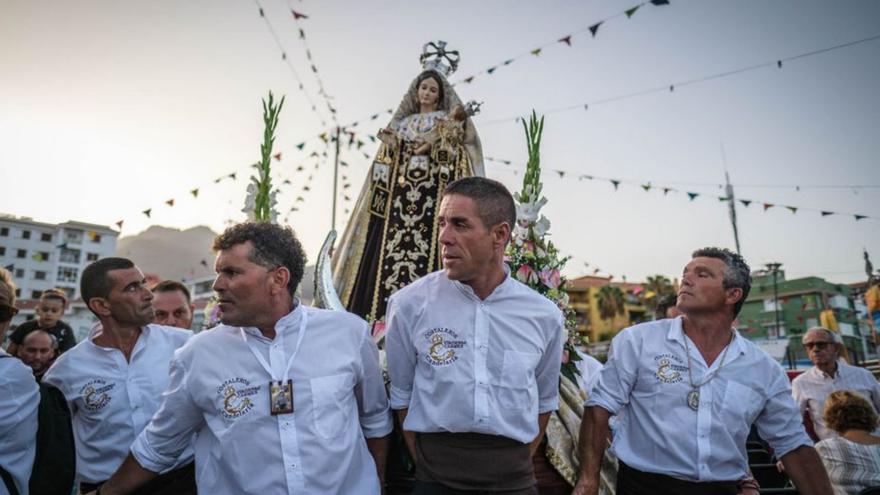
left=572, top=247, right=833, bottom=495
left=43, top=257, right=196, bottom=494
left=97, top=222, right=392, bottom=495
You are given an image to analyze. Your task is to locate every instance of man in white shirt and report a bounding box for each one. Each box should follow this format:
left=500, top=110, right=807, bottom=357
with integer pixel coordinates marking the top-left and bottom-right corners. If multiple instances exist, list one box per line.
left=150, top=280, right=195, bottom=330
left=99, top=221, right=392, bottom=495
left=573, top=247, right=833, bottom=495
left=0, top=267, right=39, bottom=495
left=792, top=327, right=880, bottom=440
left=386, top=177, right=565, bottom=494
left=43, top=257, right=195, bottom=494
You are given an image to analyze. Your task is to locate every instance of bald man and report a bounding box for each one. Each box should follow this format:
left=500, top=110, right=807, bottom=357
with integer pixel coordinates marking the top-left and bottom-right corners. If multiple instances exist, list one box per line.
left=18, top=329, right=58, bottom=381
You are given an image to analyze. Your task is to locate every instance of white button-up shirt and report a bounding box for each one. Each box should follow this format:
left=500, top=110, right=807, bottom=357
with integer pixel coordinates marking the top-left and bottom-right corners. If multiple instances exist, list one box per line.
left=0, top=352, right=39, bottom=495
left=43, top=324, right=193, bottom=484
left=791, top=361, right=880, bottom=440
left=386, top=270, right=565, bottom=444
left=587, top=317, right=811, bottom=482
left=131, top=305, right=392, bottom=495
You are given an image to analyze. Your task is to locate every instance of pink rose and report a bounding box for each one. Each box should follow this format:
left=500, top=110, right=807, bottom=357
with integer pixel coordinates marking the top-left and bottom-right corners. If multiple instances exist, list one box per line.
left=516, top=264, right=538, bottom=284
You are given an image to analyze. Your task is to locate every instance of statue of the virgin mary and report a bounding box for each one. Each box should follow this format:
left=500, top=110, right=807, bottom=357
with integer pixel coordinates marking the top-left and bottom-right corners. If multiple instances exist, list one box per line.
left=327, top=41, right=484, bottom=322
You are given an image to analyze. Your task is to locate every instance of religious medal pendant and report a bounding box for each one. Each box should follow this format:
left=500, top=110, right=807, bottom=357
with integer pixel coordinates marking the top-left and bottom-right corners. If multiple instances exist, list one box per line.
left=269, top=379, right=294, bottom=415
left=687, top=388, right=700, bottom=411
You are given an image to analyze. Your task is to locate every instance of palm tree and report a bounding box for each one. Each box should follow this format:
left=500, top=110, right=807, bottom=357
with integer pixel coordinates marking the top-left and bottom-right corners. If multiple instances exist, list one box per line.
left=644, top=274, right=675, bottom=299
left=596, top=285, right=625, bottom=331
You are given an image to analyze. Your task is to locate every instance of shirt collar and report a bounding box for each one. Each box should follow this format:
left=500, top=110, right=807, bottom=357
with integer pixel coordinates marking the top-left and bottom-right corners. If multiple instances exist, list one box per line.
left=240, top=299, right=303, bottom=340
left=87, top=323, right=151, bottom=352
left=449, top=264, right=512, bottom=302
left=667, top=316, right=746, bottom=360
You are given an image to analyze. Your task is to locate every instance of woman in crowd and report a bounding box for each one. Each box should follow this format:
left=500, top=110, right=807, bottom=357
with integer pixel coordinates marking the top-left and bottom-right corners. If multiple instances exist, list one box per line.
left=815, top=390, right=880, bottom=494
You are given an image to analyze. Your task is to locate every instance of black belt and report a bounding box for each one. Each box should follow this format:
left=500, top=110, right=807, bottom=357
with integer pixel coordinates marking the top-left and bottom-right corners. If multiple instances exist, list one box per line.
left=80, top=461, right=196, bottom=495
left=617, top=461, right=738, bottom=495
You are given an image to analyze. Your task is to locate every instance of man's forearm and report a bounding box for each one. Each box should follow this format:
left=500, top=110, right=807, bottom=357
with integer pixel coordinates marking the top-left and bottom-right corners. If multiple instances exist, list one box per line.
left=395, top=408, right=417, bottom=461
left=97, top=454, right=158, bottom=495
left=529, top=411, right=552, bottom=456
left=780, top=445, right=833, bottom=495
left=367, top=434, right=391, bottom=486
left=572, top=406, right=612, bottom=495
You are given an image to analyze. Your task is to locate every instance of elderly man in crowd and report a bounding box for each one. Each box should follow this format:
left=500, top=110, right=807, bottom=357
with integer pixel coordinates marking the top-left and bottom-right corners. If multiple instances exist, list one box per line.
left=17, top=329, right=58, bottom=382
left=386, top=177, right=564, bottom=494
left=44, top=258, right=196, bottom=494
left=792, top=327, right=880, bottom=440
left=573, top=247, right=832, bottom=495
left=98, top=221, right=392, bottom=495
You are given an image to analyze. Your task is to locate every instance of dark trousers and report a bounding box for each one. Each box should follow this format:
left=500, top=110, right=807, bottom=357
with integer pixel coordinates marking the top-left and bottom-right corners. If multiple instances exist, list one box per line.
left=617, top=461, right=738, bottom=495
left=413, top=481, right=538, bottom=495
left=79, top=462, right=196, bottom=495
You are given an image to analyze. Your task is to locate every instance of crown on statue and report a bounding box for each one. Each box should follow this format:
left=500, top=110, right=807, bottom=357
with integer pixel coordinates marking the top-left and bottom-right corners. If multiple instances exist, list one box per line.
left=420, top=41, right=459, bottom=77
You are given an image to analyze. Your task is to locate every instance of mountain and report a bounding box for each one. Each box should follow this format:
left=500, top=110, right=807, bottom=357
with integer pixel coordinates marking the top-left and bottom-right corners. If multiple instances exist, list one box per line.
left=116, top=225, right=217, bottom=282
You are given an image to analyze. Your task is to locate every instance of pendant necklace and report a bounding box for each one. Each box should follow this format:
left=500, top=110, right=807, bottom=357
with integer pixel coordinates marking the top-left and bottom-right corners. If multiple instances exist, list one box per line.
left=682, top=330, right=734, bottom=411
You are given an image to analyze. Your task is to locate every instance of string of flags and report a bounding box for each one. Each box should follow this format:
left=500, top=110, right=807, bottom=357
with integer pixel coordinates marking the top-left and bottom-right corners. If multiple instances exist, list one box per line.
left=283, top=3, right=338, bottom=126
left=482, top=32, right=880, bottom=126
left=485, top=157, right=879, bottom=222
left=251, top=0, right=329, bottom=127
left=452, top=1, right=671, bottom=87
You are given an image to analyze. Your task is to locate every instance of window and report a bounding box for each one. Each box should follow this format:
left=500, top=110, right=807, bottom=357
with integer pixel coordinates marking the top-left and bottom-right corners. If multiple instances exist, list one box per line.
left=35, top=251, right=50, bottom=262
left=0, top=247, right=5, bottom=256
left=90, top=233, right=102, bottom=243
left=64, top=229, right=83, bottom=244
left=40, top=232, right=52, bottom=242
left=14, top=269, right=24, bottom=278
left=86, top=253, right=99, bottom=262
left=828, top=295, right=850, bottom=310
left=34, top=271, right=47, bottom=280
left=763, top=298, right=780, bottom=312
left=60, top=248, right=81, bottom=264
left=16, top=249, right=26, bottom=259
left=14, top=288, right=20, bottom=297
left=31, top=290, right=42, bottom=299
left=0, top=227, right=8, bottom=236
left=57, top=266, right=78, bottom=283
left=839, top=322, right=855, bottom=337
left=22, top=230, right=31, bottom=240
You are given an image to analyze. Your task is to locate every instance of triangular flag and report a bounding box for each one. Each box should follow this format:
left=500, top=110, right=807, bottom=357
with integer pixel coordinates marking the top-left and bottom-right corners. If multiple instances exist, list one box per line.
left=296, top=165, right=304, bottom=172
left=116, top=220, right=124, bottom=229
left=556, top=170, right=565, bottom=178
left=368, top=135, right=377, bottom=143
left=740, top=199, right=752, bottom=207
left=356, top=140, right=365, bottom=149
left=165, top=199, right=175, bottom=207
left=463, top=76, right=475, bottom=84
left=281, top=53, right=287, bottom=61
left=558, top=35, right=572, bottom=46
left=273, top=152, right=282, bottom=161
left=3, top=263, right=14, bottom=271
left=610, top=180, right=620, bottom=190
left=777, top=60, right=782, bottom=69
left=250, top=163, right=259, bottom=169
left=303, top=186, right=311, bottom=192
left=56, top=242, right=68, bottom=249
left=214, top=177, right=222, bottom=184
left=296, top=142, right=306, bottom=150
left=855, top=214, right=867, bottom=221
left=687, top=192, right=699, bottom=201
left=200, top=259, right=208, bottom=267
left=319, top=132, right=328, bottom=142
left=190, top=188, right=199, bottom=198
left=296, top=196, right=304, bottom=202
left=370, top=114, right=379, bottom=120
left=786, top=206, right=798, bottom=214
left=258, top=7, right=264, bottom=17
left=143, top=208, right=152, bottom=218
left=589, top=22, right=603, bottom=37
left=650, top=0, right=670, bottom=5
left=229, top=173, right=237, bottom=180
left=291, top=9, right=308, bottom=19
left=669, top=85, right=675, bottom=92
left=718, top=196, right=730, bottom=202
left=593, top=268, right=601, bottom=274
left=584, top=104, right=589, bottom=111
left=821, top=211, right=834, bottom=216
left=503, top=59, right=514, bottom=66
left=487, top=66, right=497, bottom=74
left=641, top=183, right=651, bottom=192
left=298, top=28, right=305, bottom=39
left=530, top=48, right=542, bottom=56
left=625, top=5, right=641, bottom=17
left=763, top=203, right=774, bottom=211
left=663, top=188, right=671, bottom=195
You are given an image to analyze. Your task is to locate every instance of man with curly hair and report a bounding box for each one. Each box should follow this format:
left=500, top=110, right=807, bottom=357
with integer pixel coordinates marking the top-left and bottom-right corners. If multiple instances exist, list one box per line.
left=99, top=222, right=392, bottom=495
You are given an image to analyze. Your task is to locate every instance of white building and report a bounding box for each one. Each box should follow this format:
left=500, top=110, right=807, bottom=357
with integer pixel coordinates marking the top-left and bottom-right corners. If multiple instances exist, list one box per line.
left=1, top=214, right=119, bottom=341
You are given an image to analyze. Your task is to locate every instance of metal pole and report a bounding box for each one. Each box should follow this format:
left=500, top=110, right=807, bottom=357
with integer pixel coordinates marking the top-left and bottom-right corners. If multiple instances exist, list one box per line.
left=766, top=262, right=789, bottom=368
left=331, top=126, right=341, bottom=232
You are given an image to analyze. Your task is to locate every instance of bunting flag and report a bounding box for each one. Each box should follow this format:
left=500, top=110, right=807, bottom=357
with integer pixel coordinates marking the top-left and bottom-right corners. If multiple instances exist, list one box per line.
left=291, top=9, right=308, bottom=20
left=273, top=152, right=282, bottom=161
left=200, top=259, right=209, bottom=267
left=165, top=199, right=175, bottom=207
left=558, top=35, right=572, bottom=46
left=556, top=170, right=565, bottom=178
left=625, top=5, right=641, bottom=17
left=115, top=220, right=124, bottom=229
left=650, top=0, right=670, bottom=5
left=786, top=206, right=798, bottom=214
left=610, top=179, right=620, bottom=190
left=641, top=183, right=651, bottom=192
left=190, top=188, right=199, bottom=198
left=283, top=179, right=292, bottom=185
left=718, top=196, right=730, bottom=202
left=740, top=199, right=752, bottom=207
left=56, top=242, right=68, bottom=249
left=855, top=214, right=867, bottom=221
left=763, top=203, right=774, bottom=211
left=4, top=264, right=14, bottom=271
left=821, top=211, right=834, bottom=216
left=530, top=49, right=542, bottom=56
left=663, top=187, right=672, bottom=195
left=589, top=22, right=603, bottom=37
left=296, top=142, right=306, bottom=150
left=487, top=66, right=497, bottom=74
left=142, top=209, right=152, bottom=218
left=687, top=192, right=699, bottom=201
left=229, top=172, right=237, bottom=180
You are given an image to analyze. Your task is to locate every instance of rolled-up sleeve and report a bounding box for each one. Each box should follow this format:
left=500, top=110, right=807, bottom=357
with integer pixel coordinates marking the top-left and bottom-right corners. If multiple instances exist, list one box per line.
left=355, top=325, right=393, bottom=438
left=756, top=368, right=812, bottom=458
left=131, top=356, right=204, bottom=473
left=585, top=329, right=638, bottom=415
left=385, top=297, right=416, bottom=410
left=536, top=314, right=565, bottom=413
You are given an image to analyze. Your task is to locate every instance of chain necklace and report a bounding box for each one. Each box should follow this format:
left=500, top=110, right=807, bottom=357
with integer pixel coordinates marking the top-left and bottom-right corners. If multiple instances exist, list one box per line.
left=682, top=330, right=734, bottom=411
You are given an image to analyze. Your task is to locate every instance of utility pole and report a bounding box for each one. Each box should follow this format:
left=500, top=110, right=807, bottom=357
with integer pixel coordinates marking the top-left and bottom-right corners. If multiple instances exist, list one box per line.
left=721, top=144, right=741, bottom=254
left=331, top=126, right=341, bottom=232
left=765, top=261, right=790, bottom=368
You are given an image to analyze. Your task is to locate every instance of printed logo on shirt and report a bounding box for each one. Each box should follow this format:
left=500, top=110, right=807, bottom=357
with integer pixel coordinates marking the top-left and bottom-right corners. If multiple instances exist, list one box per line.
left=218, top=377, right=259, bottom=419
left=423, top=328, right=467, bottom=366
left=80, top=379, right=115, bottom=411
left=653, top=354, right=687, bottom=384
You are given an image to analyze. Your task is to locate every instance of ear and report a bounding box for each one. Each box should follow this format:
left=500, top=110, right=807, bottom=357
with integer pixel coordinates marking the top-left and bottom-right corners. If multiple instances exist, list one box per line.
left=88, top=297, right=112, bottom=318
left=492, top=222, right=511, bottom=249
left=270, top=267, right=292, bottom=296
left=725, top=287, right=743, bottom=308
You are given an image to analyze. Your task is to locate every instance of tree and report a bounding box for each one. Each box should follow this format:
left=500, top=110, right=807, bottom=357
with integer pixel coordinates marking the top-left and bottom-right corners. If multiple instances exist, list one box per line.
left=596, top=285, right=625, bottom=329
left=644, top=274, right=675, bottom=300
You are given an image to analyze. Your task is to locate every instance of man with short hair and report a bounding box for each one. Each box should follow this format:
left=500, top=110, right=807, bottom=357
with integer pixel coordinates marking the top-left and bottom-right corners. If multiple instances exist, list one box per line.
left=386, top=177, right=565, bottom=494
left=573, top=248, right=832, bottom=495
left=151, top=280, right=195, bottom=330
left=17, top=329, right=57, bottom=381
left=43, top=258, right=195, bottom=494
left=99, top=222, right=392, bottom=495
left=792, top=327, right=880, bottom=440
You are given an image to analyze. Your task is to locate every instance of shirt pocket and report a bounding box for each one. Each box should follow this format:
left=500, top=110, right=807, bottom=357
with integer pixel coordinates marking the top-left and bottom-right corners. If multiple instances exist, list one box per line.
left=496, top=350, right=540, bottom=411
left=310, top=373, right=353, bottom=439
left=721, top=380, right=763, bottom=430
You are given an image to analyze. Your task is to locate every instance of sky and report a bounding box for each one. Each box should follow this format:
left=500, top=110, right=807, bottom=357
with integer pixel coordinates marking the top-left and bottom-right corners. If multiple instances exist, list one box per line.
left=1, top=0, right=879, bottom=284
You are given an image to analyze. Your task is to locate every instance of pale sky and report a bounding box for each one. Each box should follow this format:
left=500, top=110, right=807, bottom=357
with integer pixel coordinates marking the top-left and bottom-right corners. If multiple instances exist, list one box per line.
left=2, top=0, right=879, bottom=284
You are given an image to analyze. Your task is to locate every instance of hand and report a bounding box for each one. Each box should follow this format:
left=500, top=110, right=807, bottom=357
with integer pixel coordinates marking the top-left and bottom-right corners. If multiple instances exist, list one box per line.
left=571, top=479, right=599, bottom=495
left=776, top=459, right=785, bottom=473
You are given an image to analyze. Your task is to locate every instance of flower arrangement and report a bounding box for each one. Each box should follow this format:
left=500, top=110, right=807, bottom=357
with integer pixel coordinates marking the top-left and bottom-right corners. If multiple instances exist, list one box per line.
left=505, top=111, right=581, bottom=383
left=243, top=91, right=284, bottom=223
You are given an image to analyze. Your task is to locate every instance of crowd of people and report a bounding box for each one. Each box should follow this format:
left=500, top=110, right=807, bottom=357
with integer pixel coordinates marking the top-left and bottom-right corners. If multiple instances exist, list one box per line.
left=1, top=176, right=879, bottom=495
